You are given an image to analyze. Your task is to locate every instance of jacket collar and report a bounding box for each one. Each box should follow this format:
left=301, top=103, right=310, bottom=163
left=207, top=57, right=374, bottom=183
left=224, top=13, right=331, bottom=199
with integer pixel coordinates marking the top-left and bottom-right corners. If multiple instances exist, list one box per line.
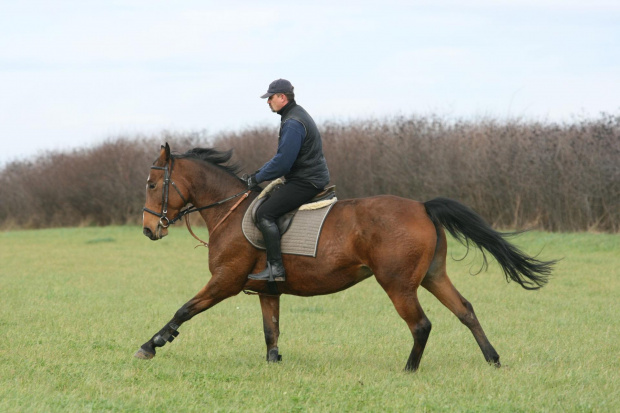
left=277, top=99, right=297, bottom=118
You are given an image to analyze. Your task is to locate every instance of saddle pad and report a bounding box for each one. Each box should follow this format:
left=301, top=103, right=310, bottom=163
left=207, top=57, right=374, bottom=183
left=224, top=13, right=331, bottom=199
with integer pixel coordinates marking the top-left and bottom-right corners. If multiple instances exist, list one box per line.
left=242, top=194, right=337, bottom=257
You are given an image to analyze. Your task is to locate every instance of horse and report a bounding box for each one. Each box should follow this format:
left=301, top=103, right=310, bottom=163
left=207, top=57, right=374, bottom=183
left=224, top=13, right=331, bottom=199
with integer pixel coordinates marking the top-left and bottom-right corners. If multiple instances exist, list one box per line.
left=136, top=143, right=555, bottom=372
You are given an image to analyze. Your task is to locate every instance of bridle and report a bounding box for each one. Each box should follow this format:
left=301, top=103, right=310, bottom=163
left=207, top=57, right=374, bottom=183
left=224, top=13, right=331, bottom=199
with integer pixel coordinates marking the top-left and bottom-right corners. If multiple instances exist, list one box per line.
left=142, top=158, right=250, bottom=232
left=143, top=158, right=183, bottom=228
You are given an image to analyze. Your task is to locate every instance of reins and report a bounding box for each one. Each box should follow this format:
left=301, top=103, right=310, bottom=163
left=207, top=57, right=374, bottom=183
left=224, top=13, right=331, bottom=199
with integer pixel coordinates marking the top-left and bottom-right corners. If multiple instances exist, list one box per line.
left=184, top=190, right=251, bottom=248
left=171, top=188, right=250, bottom=226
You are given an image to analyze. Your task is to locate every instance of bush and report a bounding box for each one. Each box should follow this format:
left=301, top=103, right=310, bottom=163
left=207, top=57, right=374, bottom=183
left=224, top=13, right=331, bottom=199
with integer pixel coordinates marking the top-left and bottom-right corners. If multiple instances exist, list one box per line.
left=1, top=114, right=618, bottom=232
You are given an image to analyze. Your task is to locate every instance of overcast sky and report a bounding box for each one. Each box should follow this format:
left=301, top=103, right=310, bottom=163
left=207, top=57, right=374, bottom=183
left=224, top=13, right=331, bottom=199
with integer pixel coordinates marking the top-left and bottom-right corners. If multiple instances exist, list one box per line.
left=1, top=0, right=618, bottom=166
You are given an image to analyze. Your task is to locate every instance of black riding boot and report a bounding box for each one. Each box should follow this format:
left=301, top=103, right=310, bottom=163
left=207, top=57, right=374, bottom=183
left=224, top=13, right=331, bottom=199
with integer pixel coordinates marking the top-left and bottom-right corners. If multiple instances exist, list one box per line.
left=248, top=218, right=286, bottom=282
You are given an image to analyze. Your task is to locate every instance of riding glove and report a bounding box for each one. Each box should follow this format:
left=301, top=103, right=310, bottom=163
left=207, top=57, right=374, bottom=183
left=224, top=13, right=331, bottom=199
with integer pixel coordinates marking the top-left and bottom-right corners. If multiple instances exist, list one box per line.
left=245, top=173, right=258, bottom=189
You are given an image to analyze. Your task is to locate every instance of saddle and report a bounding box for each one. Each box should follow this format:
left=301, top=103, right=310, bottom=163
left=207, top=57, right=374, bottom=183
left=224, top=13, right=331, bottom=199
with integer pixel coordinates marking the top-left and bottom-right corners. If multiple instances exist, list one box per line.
left=251, top=184, right=337, bottom=236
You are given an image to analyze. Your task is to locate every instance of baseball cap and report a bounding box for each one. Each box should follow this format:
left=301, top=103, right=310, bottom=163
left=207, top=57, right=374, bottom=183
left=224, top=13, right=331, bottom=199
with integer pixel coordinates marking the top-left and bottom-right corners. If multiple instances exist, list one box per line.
left=260, top=78, right=294, bottom=99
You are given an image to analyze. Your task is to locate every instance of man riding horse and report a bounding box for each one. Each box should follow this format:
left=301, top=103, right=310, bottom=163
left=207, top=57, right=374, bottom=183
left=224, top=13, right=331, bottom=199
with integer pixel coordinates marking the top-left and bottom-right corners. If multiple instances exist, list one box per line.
left=244, top=79, right=330, bottom=282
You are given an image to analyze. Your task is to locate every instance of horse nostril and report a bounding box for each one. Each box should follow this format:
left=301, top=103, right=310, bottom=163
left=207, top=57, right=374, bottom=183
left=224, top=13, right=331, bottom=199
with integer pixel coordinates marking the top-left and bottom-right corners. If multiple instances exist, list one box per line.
left=143, top=227, right=153, bottom=238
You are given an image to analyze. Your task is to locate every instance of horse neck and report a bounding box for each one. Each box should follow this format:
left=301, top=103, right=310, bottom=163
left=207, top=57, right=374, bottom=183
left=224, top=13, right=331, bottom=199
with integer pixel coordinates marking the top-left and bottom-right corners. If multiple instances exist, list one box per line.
left=180, top=159, right=249, bottom=230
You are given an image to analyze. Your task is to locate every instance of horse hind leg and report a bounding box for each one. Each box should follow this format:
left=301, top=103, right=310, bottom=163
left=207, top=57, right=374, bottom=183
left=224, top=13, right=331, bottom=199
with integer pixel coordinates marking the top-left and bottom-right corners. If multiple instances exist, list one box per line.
left=421, top=271, right=501, bottom=367
left=377, top=277, right=432, bottom=372
left=404, top=301, right=432, bottom=372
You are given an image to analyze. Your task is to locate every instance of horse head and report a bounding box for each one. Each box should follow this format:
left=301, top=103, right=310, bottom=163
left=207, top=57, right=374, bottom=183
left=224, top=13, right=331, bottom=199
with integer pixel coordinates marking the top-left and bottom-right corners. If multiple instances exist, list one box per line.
left=142, top=143, right=190, bottom=240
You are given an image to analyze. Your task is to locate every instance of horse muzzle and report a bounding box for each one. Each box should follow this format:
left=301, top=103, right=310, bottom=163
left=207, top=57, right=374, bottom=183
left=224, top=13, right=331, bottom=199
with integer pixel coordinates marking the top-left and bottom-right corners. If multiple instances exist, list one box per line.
left=143, top=225, right=167, bottom=241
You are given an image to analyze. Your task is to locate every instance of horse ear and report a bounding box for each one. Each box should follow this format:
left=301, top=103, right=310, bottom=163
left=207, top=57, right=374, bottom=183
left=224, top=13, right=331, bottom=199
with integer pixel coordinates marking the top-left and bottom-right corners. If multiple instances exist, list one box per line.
left=164, top=142, right=171, bottom=160
left=158, top=143, right=171, bottom=163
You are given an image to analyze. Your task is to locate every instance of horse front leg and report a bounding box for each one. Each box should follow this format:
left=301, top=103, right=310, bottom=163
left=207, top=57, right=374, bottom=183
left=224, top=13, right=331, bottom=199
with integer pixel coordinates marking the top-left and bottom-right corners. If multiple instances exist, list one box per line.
left=259, top=294, right=282, bottom=362
left=134, top=280, right=235, bottom=359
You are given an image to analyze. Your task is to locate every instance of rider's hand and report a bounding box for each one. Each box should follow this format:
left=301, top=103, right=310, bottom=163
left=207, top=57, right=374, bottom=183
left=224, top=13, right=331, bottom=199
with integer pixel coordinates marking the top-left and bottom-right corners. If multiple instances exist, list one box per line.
left=244, top=173, right=258, bottom=189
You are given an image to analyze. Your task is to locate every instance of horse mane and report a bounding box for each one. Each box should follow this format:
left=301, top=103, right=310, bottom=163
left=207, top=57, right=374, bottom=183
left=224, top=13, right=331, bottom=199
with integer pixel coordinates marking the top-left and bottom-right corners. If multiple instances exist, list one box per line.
left=174, top=147, right=242, bottom=178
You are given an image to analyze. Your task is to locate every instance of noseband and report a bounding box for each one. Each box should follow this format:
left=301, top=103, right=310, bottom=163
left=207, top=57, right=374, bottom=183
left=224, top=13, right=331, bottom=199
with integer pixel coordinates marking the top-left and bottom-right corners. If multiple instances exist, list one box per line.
left=143, top=158, right=250, bottom=229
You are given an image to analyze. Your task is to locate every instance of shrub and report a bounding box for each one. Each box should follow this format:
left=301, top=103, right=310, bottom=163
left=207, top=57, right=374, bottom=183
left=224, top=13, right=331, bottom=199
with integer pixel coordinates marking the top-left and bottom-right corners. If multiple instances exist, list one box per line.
left=1, top=113, right=617, bottom=232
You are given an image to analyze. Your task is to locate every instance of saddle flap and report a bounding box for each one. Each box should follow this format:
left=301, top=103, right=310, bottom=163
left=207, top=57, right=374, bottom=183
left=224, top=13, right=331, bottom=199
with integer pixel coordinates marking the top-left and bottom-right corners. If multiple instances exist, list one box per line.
left=251, top=184, right=337, bottom=237
left=251, top=196, right=297, bottom=237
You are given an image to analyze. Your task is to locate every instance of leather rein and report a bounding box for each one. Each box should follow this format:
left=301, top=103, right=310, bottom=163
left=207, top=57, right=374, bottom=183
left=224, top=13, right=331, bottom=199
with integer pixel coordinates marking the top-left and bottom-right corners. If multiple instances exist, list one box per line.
left=142, top=158, right=251, bottom=247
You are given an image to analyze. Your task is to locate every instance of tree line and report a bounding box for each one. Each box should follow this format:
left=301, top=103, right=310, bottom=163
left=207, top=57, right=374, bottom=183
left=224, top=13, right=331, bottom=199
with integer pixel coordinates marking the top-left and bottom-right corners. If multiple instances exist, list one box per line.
left=0, top=113, right=618, bottom=232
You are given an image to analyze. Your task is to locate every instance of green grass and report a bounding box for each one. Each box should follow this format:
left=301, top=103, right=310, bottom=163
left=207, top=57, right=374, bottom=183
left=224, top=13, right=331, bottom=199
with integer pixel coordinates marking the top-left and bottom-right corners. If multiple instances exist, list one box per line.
left=1, top=226, right=618, bottom=412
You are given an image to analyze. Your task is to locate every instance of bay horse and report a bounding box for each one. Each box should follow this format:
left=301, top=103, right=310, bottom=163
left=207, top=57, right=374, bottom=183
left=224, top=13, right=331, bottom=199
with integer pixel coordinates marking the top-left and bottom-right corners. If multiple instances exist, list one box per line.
left=136, top=143, right=555, bottom=371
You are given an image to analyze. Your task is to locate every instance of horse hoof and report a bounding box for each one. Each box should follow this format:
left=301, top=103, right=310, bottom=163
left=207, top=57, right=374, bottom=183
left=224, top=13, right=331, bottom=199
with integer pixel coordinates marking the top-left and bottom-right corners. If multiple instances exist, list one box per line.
left=267, top=348, right=282, bottom=363
left=134, top=348, right=155, bottom=359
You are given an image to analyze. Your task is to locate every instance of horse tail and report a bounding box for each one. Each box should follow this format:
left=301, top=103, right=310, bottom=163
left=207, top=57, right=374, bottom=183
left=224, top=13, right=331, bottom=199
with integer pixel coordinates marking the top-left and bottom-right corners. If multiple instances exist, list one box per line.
left=424, top=197, right=555, bottom=290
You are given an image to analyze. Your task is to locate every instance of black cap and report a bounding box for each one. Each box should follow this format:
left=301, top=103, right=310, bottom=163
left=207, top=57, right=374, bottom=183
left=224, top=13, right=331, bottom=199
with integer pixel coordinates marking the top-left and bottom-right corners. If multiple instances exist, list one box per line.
left=260, top=78, right=294, bottom=99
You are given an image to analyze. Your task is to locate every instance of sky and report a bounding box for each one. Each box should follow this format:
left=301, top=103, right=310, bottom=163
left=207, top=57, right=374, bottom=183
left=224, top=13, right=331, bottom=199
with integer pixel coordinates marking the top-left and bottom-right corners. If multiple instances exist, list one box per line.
left=1, top=0, right=618, bottom=166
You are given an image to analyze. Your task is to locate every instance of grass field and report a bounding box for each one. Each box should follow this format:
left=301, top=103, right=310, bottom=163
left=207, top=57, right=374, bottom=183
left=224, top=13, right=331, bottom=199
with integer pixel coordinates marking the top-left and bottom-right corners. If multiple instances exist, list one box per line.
left=1, top=226, right=618, bottom=412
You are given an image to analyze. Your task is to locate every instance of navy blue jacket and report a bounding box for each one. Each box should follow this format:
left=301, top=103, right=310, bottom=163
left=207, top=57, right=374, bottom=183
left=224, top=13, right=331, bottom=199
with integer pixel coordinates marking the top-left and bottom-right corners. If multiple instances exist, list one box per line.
left=255, top=101, right=330, bottom=188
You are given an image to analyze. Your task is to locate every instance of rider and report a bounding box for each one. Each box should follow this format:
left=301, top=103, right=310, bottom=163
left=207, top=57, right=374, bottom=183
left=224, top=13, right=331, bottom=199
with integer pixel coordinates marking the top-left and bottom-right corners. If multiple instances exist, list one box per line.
left=245, top=79, right=330, bottom=282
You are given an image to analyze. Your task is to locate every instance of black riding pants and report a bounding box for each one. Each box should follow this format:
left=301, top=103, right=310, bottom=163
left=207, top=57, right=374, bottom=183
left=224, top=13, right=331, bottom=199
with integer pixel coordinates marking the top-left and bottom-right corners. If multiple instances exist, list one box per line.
left=256, top=180, right=323, bottom=222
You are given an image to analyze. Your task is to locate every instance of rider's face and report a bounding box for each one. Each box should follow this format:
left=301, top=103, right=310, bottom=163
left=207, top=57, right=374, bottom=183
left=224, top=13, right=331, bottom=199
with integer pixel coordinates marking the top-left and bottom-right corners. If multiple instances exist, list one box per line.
left=267, top=93, right=287, bottom=112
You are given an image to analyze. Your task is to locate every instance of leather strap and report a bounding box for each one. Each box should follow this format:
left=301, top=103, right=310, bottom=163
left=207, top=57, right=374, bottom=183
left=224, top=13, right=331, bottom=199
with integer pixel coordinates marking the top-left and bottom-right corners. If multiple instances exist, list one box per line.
left=185, top=191, right=250, bottom=248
